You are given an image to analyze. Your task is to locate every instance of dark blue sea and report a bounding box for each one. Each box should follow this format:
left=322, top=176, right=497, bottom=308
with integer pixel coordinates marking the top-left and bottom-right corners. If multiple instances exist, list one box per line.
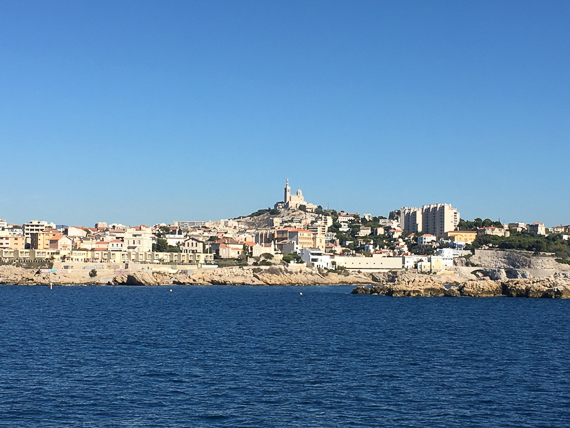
left=1, top=285, right=569, bottom=427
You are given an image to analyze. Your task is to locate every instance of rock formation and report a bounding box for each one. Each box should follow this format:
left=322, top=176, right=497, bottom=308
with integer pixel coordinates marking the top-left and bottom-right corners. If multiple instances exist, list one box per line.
left=352, top=275, right=570, bottom=299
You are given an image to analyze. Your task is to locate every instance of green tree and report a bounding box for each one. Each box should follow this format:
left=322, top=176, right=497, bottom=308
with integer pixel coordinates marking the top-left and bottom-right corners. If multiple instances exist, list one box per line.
left=89, top=269, right=97, bottom=278
left=152, top=238, right=181, bottom=253
left=156, top=226, right=171, bottom=238
left=153, top=238, right=169, bottom=252
left=283, top=253, right=301, bottom=263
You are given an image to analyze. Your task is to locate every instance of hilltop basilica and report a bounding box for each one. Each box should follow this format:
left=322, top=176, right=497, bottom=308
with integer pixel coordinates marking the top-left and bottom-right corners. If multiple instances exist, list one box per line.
left=275, top=179, right=318, bottom=212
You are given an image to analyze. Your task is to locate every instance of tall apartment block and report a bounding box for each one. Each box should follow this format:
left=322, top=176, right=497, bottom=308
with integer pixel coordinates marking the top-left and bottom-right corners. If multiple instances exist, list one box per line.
left=400, top=204, right=460, bottom=237
left=400, top=207, right=423, bottom=233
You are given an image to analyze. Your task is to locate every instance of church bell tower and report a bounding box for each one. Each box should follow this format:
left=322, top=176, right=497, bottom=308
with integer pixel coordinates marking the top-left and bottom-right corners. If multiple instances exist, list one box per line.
left=284, top=178, right=292, bottom=206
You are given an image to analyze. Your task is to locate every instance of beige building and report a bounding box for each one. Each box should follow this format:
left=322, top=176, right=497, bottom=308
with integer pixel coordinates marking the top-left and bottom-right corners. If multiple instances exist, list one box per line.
left=477, top=227, right=509, bottom=237
left=287, top=229, right=325, bottom=252
left=23, top=220, right=48, bottom=243
left=0, top=234, right=25, bottom=250
left=49, top=235, right=73, bottom=251
left=66, top=227, right=88, bottom=238
left=332, top=254, right=403, bottom=272
left=445, top=231, right=477, bottom=244
left=418, top=257, right=444, bottom=273
left=181, top=237, right=205, bottom=254
left=422, top=204, right=460, bottom=238
left=401, top=204, right=459, bottom=237
left=400, top=207, right=423, bottom=234
left=528, top=222, right=546, bottom=236
left=30, top=231, right=62, bottom=250
left=216, top=242, right=243, bottom=259
left=124, top=226, right=153, bottom=253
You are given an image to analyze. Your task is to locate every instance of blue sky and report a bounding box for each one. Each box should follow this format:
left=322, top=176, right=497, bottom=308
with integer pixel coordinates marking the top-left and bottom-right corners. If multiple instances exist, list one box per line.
left=1, top=1, right=569, bottom=227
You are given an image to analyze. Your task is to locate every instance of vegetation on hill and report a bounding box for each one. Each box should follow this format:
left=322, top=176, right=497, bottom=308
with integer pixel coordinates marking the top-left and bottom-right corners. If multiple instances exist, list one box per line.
left=457, top=218, right=503, bottom=230
left=155, top=226, right=172, bottom=238
left=248, top=207, right=280, bottom=217
left=472, top=231, right=570, bottom=260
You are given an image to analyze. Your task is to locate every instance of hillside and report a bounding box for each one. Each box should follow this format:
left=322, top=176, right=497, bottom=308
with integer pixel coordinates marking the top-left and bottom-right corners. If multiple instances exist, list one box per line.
left=234, top=207, right=319, bottom=229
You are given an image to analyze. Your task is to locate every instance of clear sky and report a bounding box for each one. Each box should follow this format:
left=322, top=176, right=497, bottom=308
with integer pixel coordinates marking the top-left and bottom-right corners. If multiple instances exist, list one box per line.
left=1, top=1, right=569, bottom=227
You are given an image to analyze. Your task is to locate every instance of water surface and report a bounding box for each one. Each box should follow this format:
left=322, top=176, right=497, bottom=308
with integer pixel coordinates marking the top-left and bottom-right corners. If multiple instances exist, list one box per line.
left=1, top=285, right=569, bottom=427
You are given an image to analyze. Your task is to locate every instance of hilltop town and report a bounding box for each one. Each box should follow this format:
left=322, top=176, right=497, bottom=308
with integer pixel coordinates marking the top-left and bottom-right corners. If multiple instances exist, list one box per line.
left=1, top=179, right=569, bottom=282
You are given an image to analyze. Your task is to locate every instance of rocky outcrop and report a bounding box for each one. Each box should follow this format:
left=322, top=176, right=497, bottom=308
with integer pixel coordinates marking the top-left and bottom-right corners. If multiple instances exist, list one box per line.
left=470, top=249, right=570, bottom=270
left=457, top=280, right=503, bottom=297
left=483, top=269, right=508, bottom=281
left=109, top=272, right=173, bottom=286
left=109, top=266, right=375, bottom=286
left=476, top=268, right=531, bottom=281
left=0, top=264, right=376, bottom=287
left=501, top=277, right=570, bottom=298
left=505, top=268, right=531, bottom=279
left=353, top=276, right=570, bottom=298
left=0, top=265, right=99, bottom=286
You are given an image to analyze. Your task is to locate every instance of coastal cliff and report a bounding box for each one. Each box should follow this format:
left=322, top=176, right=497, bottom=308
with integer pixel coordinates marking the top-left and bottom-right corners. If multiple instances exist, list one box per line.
left=108, top=266, right=374, bottom=286
left=351, top=272, right=570, bottom=299
left=2, top=263, right=570, bottom=298
left=0, top=265, right=374, bottom=287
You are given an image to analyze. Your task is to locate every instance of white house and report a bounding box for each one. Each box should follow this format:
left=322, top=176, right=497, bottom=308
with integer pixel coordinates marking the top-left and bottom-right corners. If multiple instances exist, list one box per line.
left=124, top=226, right=153, bottom=253
left=418, top=234, right=437, bottom=246
left=300, top=248, right=331, bottom=269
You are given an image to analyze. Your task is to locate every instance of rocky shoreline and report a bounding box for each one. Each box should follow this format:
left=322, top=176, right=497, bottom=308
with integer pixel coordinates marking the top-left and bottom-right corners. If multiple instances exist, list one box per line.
left=351, top=271, right=570, bottom=299
left=0, top=265, right=374, bottom=287
left=1, top=264, right=570, bottom=298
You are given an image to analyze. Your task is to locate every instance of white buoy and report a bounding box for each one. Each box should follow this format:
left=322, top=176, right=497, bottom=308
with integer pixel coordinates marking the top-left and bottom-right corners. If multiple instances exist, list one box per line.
left=170, top=289, right=172, bottom=292
left=299, top=292, right=302, bottom=295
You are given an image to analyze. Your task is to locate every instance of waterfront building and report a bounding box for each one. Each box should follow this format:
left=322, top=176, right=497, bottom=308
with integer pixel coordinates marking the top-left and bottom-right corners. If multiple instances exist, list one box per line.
left=300, top=248, right=331, bottom=269
left=124, top=226, right=153, bottom=253
left=332, top=254, right=403, bottom=272
left=181, top=237, right=205, bottom=254
left=0, top=234, right=25, bottom=250
left=23, top=220, right=48, bottom=244
left=30, top=231, right=61, bottom=250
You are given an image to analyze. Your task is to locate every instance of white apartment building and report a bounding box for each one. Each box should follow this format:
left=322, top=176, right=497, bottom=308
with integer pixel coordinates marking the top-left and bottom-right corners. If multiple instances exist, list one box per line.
left=422, top=204, right=460, bottom=238
left=401, top=207, right=423, bottom=234
left=332, top=254, right=403, bottom=272
left=23, top=220, right=48, bottom=243
left=401, top=204, right=460, bottom=238
left=300, top=248, right=331, bottom=269
left=418, top=234, right=437, bottom=246
left=124, top=226, right=153, bottom=253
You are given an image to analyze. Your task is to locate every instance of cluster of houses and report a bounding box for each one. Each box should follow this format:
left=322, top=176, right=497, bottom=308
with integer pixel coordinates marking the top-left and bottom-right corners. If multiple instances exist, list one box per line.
left=0, top=181, right=562, bottom=273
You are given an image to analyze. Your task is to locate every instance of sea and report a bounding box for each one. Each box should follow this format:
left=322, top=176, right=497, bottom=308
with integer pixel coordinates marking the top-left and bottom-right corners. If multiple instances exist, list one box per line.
left=1, top=285, right=569, bottom=427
